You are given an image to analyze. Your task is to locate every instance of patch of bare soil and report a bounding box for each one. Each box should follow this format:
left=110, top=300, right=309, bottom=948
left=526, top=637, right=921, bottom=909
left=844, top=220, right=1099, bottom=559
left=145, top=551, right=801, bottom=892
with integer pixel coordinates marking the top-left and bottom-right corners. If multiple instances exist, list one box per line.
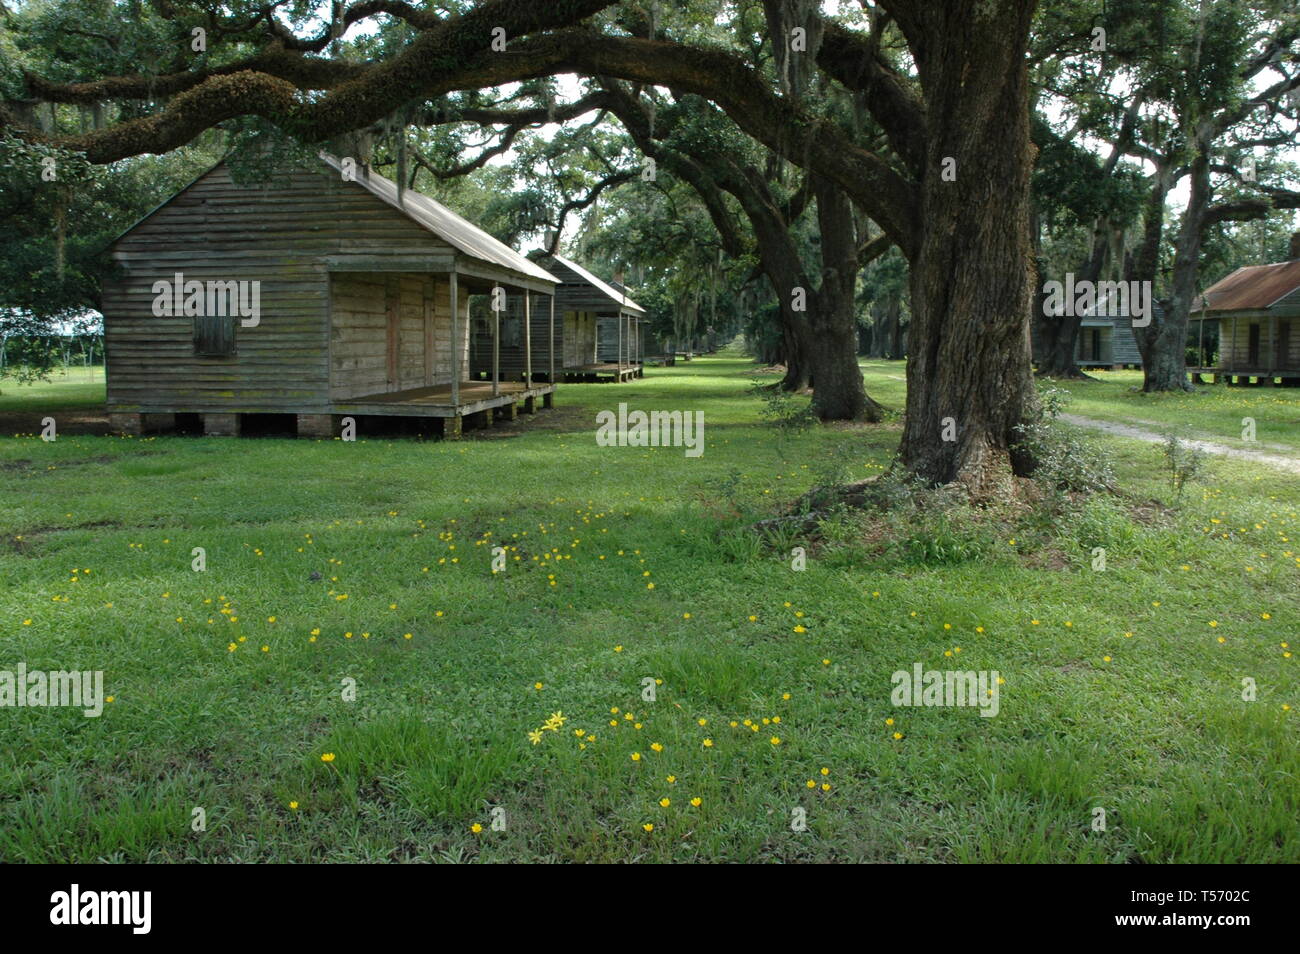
left=0, top=406, right=111, bottom=436
left=7, top=519, right=122, bottom=555
left=1019, top=547, right=1071, bottom=571
left=1127, top=498, right=1177, bottom=527
left=472, top=404, right=589, bottom=439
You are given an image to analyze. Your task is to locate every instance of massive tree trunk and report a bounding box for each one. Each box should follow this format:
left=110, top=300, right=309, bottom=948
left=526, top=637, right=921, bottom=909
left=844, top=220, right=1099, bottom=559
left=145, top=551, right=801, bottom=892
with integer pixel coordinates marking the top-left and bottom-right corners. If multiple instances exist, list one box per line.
left=779, top=313, right=812, bottom=391
left=806, top=174, right=880, bottom=421
left=898, top=0, right=1040, bottom=497
left=1130, top=161, right=1191, bottom=392
left=1141, top=152, right=1209, bottom=392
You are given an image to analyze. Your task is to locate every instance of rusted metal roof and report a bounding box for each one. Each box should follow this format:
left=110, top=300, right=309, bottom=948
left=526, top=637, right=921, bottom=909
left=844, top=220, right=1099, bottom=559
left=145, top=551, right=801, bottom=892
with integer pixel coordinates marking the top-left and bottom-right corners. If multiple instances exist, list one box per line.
left=540, top=252, right=647, bottom=316
left=1198, top=259, right=1300, bottom=312
left=320, top=154, right=557, bottom=286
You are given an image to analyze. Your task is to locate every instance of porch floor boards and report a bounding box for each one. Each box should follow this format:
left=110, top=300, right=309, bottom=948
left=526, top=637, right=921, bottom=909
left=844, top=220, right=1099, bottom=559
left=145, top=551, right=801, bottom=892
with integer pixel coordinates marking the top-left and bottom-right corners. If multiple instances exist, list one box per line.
left=560, top=363, right=642, bottom=382
left=334, top=381, right=554, bottom=417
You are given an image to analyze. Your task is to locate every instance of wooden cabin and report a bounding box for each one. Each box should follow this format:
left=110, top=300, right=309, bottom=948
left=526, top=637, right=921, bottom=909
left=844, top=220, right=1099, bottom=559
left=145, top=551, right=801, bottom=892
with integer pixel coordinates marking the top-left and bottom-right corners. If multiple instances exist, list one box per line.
left=101, top=154, right=559, bottom=439
left=1033, top=289, right=1148, bottom=370
left=1075, top=314, right=1145, bottom=369
left=1191, top=236, right=1300, bottom=386
left=470, top=252, right=645, bottom=383
left=573, top=263, right=645, bottom=381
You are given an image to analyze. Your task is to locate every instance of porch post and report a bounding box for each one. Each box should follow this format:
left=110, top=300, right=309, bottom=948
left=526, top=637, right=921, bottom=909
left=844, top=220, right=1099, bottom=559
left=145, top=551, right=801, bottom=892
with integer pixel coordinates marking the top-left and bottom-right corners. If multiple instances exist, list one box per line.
left=1231, top=315, right=1238, bottom=375
left=1269, top=314, right=1278, bottom=379
left=1196, top=313, right=1204, bottom=371
left=524, top=289, right=533, bottom=385
left=549, top=294, right=556, bottom=382
left=450, top=269, right=460, bottom=407
left=492, top=286, right=500, bottom=397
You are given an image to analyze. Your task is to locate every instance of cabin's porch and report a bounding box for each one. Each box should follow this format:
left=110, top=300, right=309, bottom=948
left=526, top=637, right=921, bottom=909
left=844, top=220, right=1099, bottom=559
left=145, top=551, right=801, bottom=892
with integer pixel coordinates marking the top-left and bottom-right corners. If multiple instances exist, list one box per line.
left=1191, top=313, right=1300, bottom=385
left=107, top=381, right=555, bottom=439
left=476, top=362, right=643, bottom=383
left=558, top=362, right=641, bottom=383
left=331, top=380, right=556, bottom=436
left=1189, top=366, right=1300, bottom=386
left=334, top=380, right=554, bottom=416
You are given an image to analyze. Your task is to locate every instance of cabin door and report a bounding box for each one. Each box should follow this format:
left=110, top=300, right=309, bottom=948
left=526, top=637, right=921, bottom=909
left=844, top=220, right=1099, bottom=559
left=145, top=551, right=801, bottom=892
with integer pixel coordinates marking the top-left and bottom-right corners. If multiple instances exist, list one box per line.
left=1275, top=321, right=1289, bottom=373
left=1248, top=323, right=1261, bottom=368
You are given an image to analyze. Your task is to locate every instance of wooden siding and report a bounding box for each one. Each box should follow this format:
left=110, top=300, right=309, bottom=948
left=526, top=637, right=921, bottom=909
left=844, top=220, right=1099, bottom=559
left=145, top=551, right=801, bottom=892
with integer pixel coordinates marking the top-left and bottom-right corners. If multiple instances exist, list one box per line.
left=597, top=315, right=640, bottom=363
left=469, top=291, right=569, bottom=377
left=1217, top=314, right=1300, bottom=371
left=1073, top=317, right=1142, bottom=365
left=565, top=311, right=598, bottom=367
left=328, top=272, right=468, bottom=400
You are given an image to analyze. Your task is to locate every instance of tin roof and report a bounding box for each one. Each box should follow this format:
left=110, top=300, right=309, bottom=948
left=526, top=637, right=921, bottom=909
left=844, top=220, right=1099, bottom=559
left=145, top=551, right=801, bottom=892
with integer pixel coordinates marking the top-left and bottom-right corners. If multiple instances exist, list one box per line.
left=1198, top=259, right=1300, bottom=312
left=539, top=253, right=646, bottom=315
left=320, top=154, right=557, bottom=287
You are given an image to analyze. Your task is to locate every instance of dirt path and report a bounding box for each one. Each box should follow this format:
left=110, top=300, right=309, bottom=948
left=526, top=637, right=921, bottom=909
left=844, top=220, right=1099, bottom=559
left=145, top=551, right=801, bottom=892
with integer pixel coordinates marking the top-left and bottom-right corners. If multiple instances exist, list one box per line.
left=1061, top=413, right=1300, bottom=475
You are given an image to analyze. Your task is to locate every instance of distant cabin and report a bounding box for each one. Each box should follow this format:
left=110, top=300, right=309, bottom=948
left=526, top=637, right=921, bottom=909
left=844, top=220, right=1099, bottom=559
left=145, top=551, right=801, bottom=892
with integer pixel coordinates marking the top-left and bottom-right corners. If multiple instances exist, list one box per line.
left=1074, top=314, right=1145, bottom=369
left=1033, top=287, right=1148, bottom=370
left=471, top=253, right=646, bottom=383
left=101, top=154, right=559, bottom=438
left=1191, top=235, right=1300, bottom=386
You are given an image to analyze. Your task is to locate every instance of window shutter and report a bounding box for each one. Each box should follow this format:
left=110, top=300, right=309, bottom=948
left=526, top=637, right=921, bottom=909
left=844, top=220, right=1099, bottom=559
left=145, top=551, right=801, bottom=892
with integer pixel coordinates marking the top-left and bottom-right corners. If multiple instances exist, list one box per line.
left=194, top=314, right=235, bottom=357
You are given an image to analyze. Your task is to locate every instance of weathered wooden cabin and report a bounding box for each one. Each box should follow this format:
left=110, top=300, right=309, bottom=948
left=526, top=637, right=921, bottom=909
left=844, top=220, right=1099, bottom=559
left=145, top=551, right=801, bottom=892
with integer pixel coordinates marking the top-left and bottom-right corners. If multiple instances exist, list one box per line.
left=1191, top=236, right=1300, bottom=386
left=1075, top=313, right=1145, bottom=369
left=1033, top=292, right=1148, bottom=370
left=470, top=252, right=645, bottom=382
left=101, top=154, right=559, bottom=438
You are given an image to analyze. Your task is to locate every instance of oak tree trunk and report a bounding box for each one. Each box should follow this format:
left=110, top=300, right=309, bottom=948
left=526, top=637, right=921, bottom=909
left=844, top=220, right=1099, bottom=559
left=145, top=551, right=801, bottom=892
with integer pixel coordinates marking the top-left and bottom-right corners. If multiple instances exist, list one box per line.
left=898, top=0, right=1040, bottom=497
left=806, top=175, right=880, bottom=421
left=1139, top=153, right=1207, bottom=392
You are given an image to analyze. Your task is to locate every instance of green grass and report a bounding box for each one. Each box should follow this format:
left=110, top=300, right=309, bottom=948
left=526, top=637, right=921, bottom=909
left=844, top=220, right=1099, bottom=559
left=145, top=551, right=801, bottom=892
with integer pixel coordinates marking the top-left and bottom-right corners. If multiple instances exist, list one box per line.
left=0, top=365, right=104, bottom=416
left=0, top=355, right=1296, bottom=862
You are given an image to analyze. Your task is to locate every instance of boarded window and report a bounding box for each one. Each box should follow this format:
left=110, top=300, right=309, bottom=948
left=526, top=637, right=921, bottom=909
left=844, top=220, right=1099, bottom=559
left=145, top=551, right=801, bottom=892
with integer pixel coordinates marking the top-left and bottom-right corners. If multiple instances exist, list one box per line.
left=194, top=314, right=236, bottom=357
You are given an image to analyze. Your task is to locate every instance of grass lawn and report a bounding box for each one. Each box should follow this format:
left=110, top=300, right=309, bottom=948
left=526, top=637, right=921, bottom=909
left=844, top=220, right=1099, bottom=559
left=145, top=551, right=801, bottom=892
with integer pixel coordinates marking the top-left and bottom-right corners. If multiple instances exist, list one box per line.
left=0, top=365, right=105, bottom=416
left=1, top=355, right=1297, bottom=862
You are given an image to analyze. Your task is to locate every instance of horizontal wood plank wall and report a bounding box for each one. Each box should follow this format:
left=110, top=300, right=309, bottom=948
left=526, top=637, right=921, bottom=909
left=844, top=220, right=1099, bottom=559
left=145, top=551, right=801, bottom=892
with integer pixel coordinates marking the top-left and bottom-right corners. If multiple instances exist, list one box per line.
left=104, top=164, right=456, bottom=413
left=331, top=271, right=467, bottom=399
left=1219, top=313, right=1300, bottom=371
left=470, top=291, right=557, bottom=377
left=596, top=315, right=622, bottom=362
left=1102, top=318, right=1142, bottom=364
